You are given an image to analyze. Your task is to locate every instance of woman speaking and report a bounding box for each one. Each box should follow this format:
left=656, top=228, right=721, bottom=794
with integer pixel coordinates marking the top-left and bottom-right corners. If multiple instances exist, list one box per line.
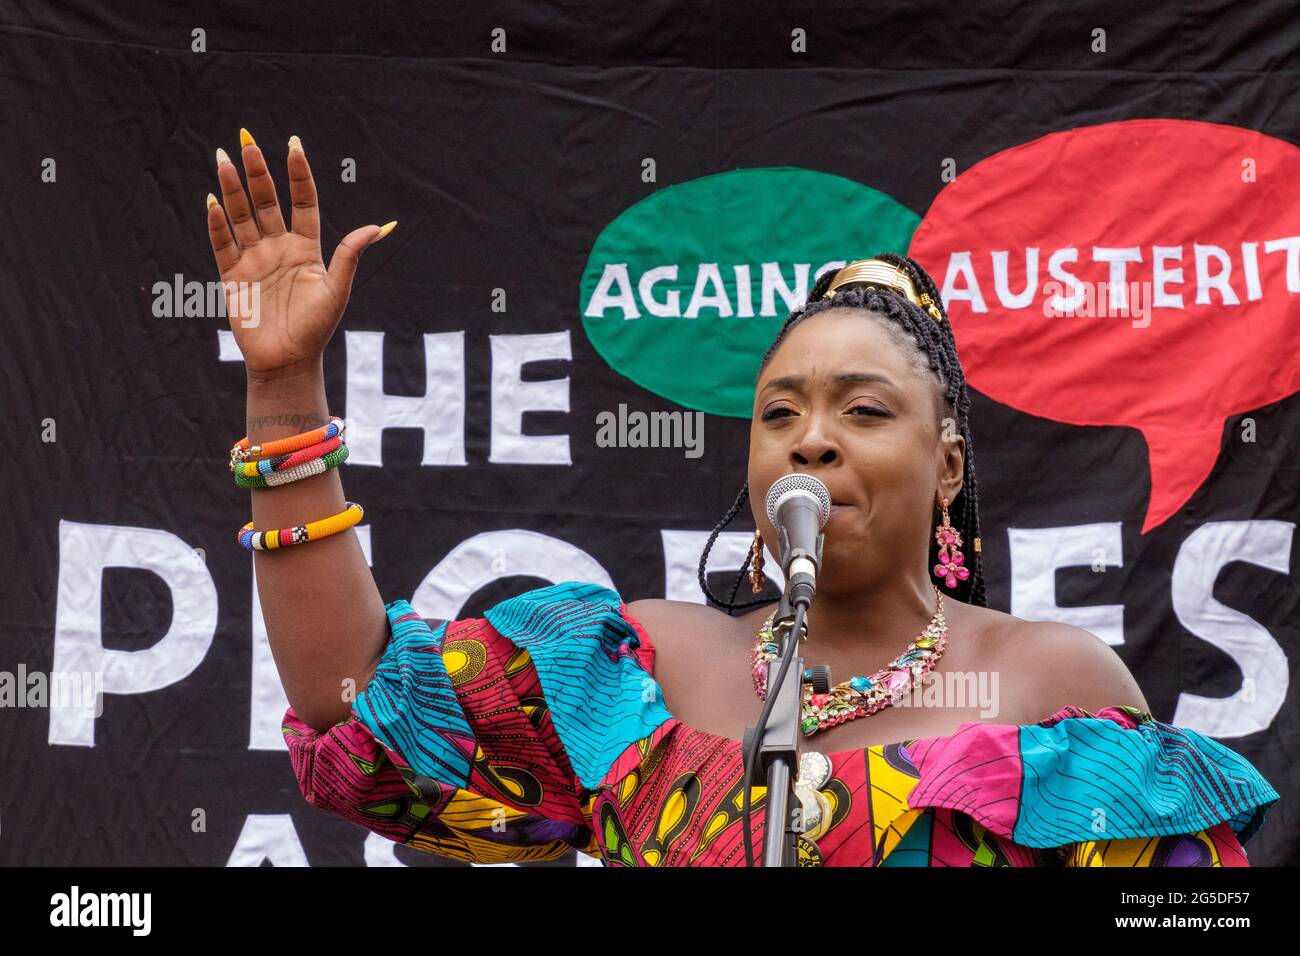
left=208, top=129, right=1278, bottom=867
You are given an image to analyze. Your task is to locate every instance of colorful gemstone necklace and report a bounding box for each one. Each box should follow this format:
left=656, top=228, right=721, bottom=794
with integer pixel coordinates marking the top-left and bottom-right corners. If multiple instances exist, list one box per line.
left=751, top=585, right=948, bottom=737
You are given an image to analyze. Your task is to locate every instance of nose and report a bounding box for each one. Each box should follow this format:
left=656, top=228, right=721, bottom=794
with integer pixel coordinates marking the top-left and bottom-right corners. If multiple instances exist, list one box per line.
left=789, top=414, right=840, bottom=468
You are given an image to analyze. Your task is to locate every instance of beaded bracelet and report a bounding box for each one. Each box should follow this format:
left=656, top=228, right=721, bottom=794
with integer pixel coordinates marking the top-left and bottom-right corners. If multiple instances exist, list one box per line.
left=238, top=501, right=364, bottom=551
left=230, top=416, right=346, bottom=472
left=234, top=444, right=350, bottom=489
left=233, top=435, right=344, bottom=479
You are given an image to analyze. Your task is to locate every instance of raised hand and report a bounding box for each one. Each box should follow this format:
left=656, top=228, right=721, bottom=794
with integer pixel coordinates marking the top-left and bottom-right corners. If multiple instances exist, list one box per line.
left=205, top=128, right=395, bottom=381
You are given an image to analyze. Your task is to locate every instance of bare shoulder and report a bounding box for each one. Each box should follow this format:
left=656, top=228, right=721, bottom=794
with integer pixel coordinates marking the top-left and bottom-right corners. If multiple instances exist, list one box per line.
left=987, top=612, right=1151, bottom=715
left=624, top=597, right=752, bottom=643
left=623, top=597, right=762, bottom=669
left=624, top=597, right=723, bottom=625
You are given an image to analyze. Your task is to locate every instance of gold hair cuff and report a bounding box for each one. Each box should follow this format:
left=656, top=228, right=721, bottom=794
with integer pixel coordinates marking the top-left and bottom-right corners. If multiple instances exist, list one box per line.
left=823, top=258, right=944, bottom=323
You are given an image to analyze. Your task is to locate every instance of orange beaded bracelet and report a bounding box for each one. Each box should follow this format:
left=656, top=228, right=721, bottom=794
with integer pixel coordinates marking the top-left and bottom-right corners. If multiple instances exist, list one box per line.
left=230, top=416, right=346, bottom=472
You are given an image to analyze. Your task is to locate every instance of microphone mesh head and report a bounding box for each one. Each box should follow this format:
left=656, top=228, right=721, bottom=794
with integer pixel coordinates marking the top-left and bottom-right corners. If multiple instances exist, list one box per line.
left=765, top=473, right=832, bottom=528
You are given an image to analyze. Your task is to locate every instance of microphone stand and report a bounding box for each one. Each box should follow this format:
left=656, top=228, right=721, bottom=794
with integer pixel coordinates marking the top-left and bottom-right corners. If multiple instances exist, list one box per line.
left=742, top=526, right=823, bottom=867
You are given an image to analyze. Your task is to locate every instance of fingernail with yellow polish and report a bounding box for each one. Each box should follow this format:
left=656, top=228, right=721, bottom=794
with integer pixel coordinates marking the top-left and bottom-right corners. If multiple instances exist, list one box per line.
left=374, top=220, right=398, bottom=242
left=206, top=192, right=219, bottom=210
left=288, top=135, right=303, bottom=154
left=216, top=147, right=232, bottom=167
left=240, top=128, right=255, bottom=148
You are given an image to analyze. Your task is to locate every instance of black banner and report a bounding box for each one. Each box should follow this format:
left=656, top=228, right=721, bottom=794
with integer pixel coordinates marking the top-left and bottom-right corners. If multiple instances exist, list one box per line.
left=1, top=2, right=1295, bottom=866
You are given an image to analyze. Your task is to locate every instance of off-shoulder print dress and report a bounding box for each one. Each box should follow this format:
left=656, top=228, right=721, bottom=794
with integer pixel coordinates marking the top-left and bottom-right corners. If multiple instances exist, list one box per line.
left=282, top=581, right=1280, bottom=866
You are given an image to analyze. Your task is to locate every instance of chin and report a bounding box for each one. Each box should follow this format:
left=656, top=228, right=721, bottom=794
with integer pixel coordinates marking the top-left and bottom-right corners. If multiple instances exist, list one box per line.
left=823, top=521, right=866, bottom=553
left=811, top=549, right=854, bottom=587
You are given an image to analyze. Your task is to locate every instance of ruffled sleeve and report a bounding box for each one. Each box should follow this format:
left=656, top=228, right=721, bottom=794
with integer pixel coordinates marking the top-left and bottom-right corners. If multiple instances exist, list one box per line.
left=902, top=704, right=1280, bottom=867
left=281, top=580, right=672, bottom=865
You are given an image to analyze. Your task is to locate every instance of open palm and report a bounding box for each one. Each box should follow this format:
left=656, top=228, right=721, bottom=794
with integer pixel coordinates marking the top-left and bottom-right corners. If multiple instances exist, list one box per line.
left=205, top=130, right=394, bottom=380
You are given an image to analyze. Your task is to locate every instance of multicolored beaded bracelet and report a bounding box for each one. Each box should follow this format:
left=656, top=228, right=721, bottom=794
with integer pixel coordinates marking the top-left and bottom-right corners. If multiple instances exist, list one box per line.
left=238, top=501, right=364, bottom=551
left=230, top=416, right=346, bottom=472
left=234, top=444, right=350, bottom=489
left=233, top=434, right=344, bottom=479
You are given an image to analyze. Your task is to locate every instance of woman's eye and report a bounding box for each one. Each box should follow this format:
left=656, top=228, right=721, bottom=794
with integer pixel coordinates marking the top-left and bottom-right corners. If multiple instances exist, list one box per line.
left=761, top=405, right=889, bottom=421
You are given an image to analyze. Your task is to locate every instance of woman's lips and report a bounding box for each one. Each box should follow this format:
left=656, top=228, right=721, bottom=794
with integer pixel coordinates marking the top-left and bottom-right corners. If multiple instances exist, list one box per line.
left=829, top=503, right=854, bottom=518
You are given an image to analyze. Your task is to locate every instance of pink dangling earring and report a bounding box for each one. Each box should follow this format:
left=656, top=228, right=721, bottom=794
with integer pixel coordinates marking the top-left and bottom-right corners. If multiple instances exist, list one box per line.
left=933, top=497, right=970, bottom=590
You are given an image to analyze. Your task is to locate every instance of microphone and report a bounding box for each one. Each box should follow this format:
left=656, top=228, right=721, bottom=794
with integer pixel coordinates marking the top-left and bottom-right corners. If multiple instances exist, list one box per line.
left=743, top=474, right=831, bottom=867
left=764, top=473, right=831, bottom=609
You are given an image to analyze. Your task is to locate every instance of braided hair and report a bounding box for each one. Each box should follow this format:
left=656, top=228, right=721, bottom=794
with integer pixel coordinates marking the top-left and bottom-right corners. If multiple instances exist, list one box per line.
left=696, top=252, right=988, bottom=612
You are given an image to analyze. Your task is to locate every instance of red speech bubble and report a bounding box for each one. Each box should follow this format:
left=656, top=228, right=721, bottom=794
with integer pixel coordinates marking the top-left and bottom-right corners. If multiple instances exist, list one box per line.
left=910, top=119, right=1300, bottom=533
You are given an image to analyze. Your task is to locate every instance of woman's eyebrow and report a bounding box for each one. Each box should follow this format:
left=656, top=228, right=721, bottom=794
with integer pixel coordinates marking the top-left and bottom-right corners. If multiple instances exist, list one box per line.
left=758, top=372, right=899, bottom=397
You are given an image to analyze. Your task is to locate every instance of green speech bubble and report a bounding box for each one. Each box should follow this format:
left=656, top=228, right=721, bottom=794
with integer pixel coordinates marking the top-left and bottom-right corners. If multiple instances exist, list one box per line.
left=579, top=167, right=920, bottom=418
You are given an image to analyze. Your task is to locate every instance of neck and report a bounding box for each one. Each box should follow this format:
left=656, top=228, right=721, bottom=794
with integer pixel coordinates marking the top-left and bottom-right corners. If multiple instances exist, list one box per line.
left=785, top=574, right=944, bottom=668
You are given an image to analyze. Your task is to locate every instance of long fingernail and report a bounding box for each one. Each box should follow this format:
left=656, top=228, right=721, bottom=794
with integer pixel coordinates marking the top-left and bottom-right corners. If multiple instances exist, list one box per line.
left=373, top=220, right=398, bottom=242
left=288, top=135, right=303, bottom=154
left=216, top=147, right=232, bottom=167
left=206, top=193, right=219, bottom=210
left=240, top=127, right=256, bottom=148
